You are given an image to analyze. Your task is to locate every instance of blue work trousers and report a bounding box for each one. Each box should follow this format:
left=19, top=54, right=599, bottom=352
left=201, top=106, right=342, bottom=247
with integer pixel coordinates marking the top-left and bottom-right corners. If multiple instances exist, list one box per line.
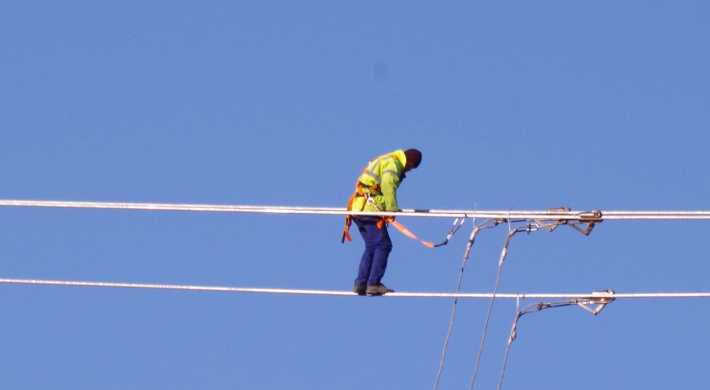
left=354, top=216, right=393, bottom=286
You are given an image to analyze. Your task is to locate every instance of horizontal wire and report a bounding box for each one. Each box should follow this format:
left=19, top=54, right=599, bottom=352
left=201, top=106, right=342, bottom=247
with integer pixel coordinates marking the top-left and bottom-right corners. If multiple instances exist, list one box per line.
left=3, top=199, right=710, bottom=220
left=1, top=278, right=710, bottom=299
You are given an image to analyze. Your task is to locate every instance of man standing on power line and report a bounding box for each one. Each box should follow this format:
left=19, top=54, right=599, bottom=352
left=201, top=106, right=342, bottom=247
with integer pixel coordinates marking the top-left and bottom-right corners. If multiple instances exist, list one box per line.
left=341, top=149, right=423, bottom=296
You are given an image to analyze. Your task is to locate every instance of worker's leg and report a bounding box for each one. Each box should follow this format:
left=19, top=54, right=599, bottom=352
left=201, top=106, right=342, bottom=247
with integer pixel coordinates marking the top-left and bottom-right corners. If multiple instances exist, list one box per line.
left=354, top=222, right=375, bottom=285
left=354, top=217, right=376, bottom=285
left=354, top=217, right=392, bottom=286
left=367, top=222, right=392, bottom=286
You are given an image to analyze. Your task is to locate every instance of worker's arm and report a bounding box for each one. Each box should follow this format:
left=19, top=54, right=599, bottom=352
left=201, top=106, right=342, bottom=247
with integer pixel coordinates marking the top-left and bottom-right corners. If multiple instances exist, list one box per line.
left=380, top=161, right=402, bottom=212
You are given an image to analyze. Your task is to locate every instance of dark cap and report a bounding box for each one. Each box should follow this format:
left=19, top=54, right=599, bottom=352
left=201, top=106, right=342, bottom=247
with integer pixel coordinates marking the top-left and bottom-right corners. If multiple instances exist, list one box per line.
left=404, top=149, right=422, bottom=169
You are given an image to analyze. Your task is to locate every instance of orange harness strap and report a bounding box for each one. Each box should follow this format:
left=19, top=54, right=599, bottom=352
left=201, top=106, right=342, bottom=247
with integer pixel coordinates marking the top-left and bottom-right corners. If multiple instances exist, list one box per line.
left=377, top=217, right=436, bottom=248
left=341, top=195, right=356, bottom=243
left=341, top=172, right=368, bottom=243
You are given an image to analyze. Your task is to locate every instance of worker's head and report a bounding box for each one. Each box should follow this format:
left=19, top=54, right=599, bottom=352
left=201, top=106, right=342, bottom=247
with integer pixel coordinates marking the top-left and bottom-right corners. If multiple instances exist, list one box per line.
left=403, top=149, right=422, bottom=172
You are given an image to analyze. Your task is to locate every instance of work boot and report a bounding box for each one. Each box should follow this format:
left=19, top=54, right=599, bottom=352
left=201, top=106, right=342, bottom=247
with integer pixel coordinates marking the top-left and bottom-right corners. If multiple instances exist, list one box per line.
left=366, top=283, right=394, bottom=296
left=353, top=283, right=367, bottom=296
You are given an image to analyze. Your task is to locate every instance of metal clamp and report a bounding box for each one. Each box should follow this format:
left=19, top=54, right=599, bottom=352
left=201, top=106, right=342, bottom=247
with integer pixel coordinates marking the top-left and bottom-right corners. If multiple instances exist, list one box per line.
left=576, top=289, right=615, bottom=315
left=535, top=207, right=604, bottom=236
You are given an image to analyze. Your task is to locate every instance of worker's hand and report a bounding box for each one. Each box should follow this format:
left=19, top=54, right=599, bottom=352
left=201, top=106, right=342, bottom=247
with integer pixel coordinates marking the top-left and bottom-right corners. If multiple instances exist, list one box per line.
left=391, top=209, right=404, bottom=221
left=389, top=209, right=404, bottom=221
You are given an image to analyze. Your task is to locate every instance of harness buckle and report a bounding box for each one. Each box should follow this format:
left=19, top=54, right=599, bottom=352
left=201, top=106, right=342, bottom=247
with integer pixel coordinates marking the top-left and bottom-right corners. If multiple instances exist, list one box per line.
left=365, top=193, right=380, bottom=211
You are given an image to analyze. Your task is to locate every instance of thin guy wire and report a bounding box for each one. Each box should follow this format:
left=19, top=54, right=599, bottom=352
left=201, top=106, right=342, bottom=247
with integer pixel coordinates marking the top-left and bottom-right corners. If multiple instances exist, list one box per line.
left=470, top=227, right=523, bottom=390
left=469, top=261, right=505, bottom=390
left=4, top=199, right=710, bottom=220
left=498, top=310, right=527, bottom=390
left=433, top=230, right=475, bottom=390
left=2, top=278, right=710, bottom=299
left=433, top=226, right=476, bottom=390
left=497, top=331, right=515, bottom=390
left=433, top=219, right=491, bottom=390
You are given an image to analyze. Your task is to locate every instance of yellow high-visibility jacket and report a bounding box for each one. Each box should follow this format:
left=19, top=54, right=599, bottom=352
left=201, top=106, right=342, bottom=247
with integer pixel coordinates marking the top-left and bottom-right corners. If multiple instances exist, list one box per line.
left=350, top=150, right=407, bottom=213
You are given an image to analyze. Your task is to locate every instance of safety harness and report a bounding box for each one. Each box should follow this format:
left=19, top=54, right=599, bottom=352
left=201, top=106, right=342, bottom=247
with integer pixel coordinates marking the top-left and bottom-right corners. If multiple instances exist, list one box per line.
left=341, top=154, right=435, bottom=248
left=341, top=154, right=394, bottom=243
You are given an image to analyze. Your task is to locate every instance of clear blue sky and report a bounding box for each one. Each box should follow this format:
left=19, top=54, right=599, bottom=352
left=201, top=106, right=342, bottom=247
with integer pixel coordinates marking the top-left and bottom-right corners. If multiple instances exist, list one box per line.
left=1, top=2, right=709, bottom=389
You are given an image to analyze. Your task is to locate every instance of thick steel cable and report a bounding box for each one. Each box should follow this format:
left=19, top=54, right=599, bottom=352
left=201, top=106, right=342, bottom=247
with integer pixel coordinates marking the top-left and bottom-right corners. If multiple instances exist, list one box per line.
left=4, top=199, right=710, bottom=220
left=2, top=278, right=710, bottom=299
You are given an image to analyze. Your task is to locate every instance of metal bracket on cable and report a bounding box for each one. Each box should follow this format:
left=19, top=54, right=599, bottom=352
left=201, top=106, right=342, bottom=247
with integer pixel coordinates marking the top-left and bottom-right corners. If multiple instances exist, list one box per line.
left=535, top=207, right=604, bottom=236
left=508, top=290, right=615, bottom=344
left=575, top=289, right=615, bottom=315
left=498, top=290, right=615, bottom=389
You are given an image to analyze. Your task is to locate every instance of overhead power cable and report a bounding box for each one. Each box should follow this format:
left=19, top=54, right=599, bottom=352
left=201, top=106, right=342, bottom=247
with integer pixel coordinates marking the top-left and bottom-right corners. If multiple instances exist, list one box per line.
left=3, top=198, right=710, bottom=386
left=3, top=199, right=710, bottom=220
left=2, top=278, right=710, bottom=299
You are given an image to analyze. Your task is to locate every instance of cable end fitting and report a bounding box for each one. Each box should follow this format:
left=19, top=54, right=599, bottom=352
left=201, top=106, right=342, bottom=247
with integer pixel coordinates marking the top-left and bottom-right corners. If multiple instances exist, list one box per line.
left=579, top=210, right=603, bottom=222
